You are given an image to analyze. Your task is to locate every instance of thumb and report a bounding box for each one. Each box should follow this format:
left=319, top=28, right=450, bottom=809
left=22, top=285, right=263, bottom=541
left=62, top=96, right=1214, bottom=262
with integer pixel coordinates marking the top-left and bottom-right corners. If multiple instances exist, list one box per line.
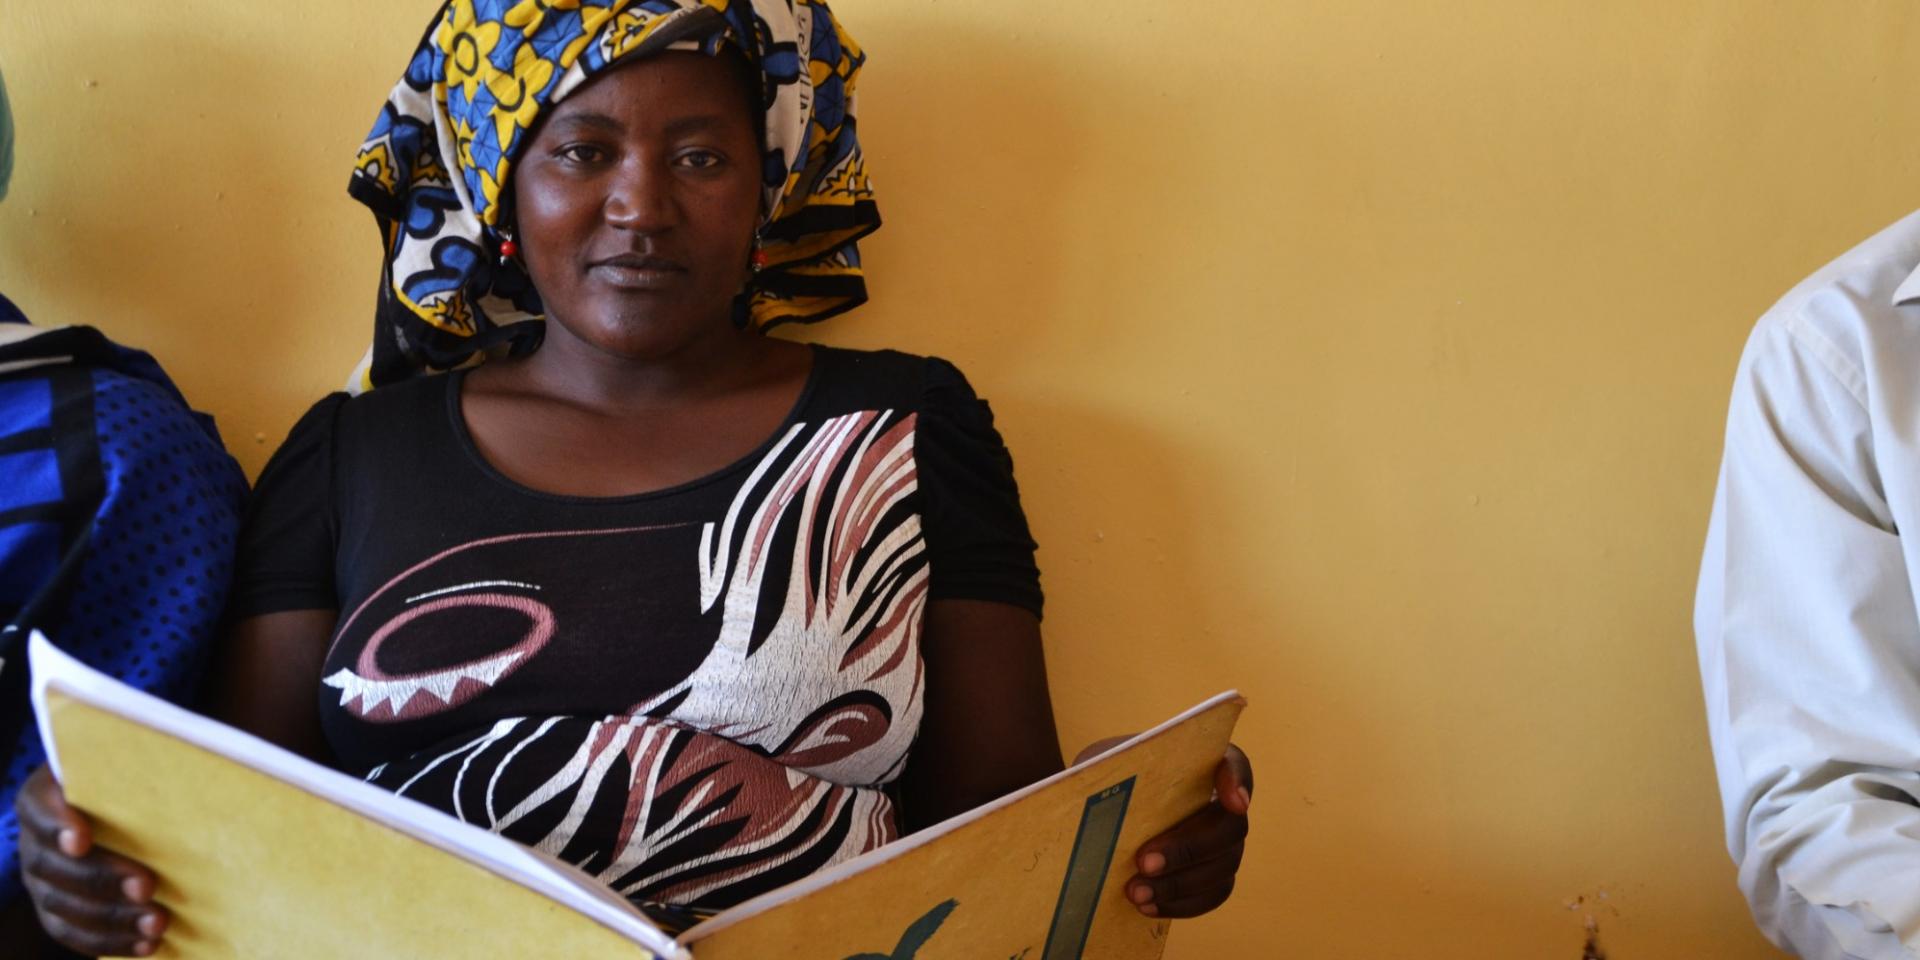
left=1214, top=744, right=1252, bottom=816
left=34, top=767, right=93, bottom=857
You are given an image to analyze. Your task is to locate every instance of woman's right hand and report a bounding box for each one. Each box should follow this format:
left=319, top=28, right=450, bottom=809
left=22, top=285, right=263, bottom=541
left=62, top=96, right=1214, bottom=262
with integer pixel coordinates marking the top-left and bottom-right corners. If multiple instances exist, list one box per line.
left=15, top=765, right=168, bottom=957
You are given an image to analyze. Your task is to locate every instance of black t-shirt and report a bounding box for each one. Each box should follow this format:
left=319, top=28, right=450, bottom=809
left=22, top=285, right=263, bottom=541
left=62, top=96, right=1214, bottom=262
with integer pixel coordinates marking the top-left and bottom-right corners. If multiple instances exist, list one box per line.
left=227, top=344, right=1041, bottom=910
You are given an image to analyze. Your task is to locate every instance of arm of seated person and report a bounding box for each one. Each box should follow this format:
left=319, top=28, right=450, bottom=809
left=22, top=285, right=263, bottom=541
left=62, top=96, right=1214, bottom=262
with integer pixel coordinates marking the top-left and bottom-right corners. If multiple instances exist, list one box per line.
left=205, top=609, right=338, bottom=760
left=896, top=598, right=1067, bottom=832
left=17, top=609, right=337, bottom=956
left=897, top=599, right=1251, bottom=920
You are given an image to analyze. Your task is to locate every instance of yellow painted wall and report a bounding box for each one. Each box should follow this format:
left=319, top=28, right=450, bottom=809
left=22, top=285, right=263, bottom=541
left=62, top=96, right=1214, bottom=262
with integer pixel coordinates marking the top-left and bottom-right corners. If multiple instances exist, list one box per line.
left=7, top=1, right=1917, bottom=956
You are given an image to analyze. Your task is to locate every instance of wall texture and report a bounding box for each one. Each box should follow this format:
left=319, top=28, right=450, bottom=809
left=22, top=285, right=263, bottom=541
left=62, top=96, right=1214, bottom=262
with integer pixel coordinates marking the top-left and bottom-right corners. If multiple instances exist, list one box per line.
left=7, top=1, right=1919, bottom=956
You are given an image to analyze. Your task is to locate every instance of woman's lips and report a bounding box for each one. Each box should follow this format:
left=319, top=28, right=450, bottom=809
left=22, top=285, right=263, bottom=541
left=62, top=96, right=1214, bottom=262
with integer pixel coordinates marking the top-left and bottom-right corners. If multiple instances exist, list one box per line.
left=588, top=255, right=687, bottom=290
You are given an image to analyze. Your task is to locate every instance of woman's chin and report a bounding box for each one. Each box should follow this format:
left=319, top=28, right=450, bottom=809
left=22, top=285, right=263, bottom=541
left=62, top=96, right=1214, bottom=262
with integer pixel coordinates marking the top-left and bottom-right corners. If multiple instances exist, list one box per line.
left=553, top=310, right=737, bottom=364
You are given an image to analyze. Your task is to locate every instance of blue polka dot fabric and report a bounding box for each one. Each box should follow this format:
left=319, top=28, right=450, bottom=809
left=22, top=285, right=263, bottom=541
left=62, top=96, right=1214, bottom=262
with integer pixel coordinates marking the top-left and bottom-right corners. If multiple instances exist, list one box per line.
left=0, top=309, right=246, bottom=908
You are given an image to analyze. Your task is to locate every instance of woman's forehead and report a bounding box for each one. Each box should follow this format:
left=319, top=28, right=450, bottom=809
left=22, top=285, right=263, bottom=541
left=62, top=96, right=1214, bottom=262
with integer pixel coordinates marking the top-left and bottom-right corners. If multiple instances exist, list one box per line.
left=545, top=51, right=753, bottom=128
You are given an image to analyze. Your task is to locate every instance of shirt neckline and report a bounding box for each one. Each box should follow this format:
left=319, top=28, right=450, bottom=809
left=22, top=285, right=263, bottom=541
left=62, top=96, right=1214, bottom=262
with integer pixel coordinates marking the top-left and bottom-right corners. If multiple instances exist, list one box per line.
left=444, top=342, right=827, bottom=505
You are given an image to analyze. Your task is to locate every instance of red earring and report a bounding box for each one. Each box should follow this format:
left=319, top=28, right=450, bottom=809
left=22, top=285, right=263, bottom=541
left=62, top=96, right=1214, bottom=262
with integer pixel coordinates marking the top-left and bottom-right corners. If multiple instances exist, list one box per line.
left=750, top=247, right=769, bottom=273
left=498, top=229, right=519, bottom=265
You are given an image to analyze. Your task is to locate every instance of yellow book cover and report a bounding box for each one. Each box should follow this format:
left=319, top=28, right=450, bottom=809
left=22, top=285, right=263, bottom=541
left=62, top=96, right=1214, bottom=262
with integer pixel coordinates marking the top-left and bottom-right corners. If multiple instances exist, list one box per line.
left=29, top=632, right=1244, bottom=960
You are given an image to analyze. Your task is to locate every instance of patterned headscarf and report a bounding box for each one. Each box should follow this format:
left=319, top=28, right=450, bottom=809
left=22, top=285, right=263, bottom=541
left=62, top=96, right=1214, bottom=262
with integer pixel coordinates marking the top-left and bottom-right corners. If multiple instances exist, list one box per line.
left=348, top=0, right=879, bottom=390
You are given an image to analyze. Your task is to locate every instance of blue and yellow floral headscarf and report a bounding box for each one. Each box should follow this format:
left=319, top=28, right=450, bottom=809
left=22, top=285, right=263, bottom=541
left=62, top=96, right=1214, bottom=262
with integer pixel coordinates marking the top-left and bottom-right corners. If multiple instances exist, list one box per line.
left=348, top=0, right=879, bottom=390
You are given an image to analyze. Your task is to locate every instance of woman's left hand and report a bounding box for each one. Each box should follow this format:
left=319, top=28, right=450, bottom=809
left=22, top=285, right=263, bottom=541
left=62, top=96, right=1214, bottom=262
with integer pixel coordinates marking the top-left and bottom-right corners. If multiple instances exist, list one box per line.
left=1125, top=744, right=1252, bottom=918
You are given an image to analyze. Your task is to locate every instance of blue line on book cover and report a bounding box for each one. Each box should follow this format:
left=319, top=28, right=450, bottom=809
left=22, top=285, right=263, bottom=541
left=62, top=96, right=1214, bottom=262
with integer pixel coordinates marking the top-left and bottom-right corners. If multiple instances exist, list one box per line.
left=1041, top=777, right=1136, bottom=960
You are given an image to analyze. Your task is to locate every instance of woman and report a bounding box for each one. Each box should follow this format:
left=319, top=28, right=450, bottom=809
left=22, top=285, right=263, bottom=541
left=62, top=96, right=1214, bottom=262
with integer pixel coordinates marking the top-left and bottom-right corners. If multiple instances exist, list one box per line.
left=15, top=2, right=1253, bottom=955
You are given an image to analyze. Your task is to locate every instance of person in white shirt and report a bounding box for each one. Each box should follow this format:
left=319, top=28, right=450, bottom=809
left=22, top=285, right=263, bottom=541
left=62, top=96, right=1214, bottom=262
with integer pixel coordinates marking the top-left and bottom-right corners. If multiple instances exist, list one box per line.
left=1699, top=209, right=1920, bottom=959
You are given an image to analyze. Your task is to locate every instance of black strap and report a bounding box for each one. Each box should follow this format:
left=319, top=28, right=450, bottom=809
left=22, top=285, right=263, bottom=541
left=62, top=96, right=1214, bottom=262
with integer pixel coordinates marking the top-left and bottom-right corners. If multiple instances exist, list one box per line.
left=0, top=364, right=104, bottom=659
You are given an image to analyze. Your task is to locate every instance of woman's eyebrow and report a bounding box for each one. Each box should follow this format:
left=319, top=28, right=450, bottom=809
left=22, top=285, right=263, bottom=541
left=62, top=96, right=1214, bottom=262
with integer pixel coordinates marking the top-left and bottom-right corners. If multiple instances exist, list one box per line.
left=544, top=112, right=735, bottom=137
left=660, top=114, right=730, bottom=137
left=547, top=111, right=624, bottom=134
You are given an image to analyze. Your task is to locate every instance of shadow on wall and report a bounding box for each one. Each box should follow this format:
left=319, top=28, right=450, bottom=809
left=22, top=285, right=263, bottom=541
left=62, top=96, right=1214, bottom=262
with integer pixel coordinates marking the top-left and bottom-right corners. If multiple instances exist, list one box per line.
left=825, top=15, right=1355, bottom=953
left=830, top=13, right=1080, bottom=369
left=836, top=5, right=1344, bottom=728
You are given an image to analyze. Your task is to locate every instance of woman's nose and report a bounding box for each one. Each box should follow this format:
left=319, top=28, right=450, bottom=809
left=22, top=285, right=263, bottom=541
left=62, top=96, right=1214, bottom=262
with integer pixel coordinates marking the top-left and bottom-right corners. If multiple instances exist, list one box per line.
left=602, top=158, right=677, bottom=233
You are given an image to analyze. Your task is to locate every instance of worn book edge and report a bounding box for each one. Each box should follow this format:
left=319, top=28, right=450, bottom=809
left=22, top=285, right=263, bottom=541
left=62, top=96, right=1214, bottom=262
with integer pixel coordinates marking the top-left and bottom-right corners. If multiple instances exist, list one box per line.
left=28, top=630, right=688, bottom=960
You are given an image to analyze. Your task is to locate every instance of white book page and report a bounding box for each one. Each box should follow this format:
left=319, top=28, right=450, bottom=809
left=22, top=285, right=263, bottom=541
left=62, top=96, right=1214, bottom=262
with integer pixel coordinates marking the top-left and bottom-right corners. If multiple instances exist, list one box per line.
left=682, top=688, right=1243, bottom=944
left=27, top=631, right=689, bottom=960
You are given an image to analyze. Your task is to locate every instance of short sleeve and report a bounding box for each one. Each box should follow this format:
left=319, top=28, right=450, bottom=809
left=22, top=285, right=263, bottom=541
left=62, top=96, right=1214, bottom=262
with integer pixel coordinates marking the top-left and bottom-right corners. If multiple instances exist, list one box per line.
left=225, top=394, right=348, bottom=617
left=915, top=357, right=1043, bottom=618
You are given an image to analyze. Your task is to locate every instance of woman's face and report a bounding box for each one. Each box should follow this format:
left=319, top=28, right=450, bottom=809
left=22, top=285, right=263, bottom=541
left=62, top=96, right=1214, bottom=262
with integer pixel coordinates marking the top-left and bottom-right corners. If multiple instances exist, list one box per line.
left=511, top=51, right=762, bottom=361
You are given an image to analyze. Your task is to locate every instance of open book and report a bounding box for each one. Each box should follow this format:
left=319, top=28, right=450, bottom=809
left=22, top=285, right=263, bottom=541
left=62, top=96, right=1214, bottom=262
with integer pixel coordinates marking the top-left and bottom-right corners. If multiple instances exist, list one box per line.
left=29, top=632, right=1244, bottom=960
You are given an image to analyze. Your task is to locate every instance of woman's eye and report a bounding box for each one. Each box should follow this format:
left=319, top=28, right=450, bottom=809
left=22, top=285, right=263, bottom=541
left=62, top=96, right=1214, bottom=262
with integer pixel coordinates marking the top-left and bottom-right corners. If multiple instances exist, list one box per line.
left=557, top=144, right=607, bottom=164
left=677, top=150, right=724, bottom=170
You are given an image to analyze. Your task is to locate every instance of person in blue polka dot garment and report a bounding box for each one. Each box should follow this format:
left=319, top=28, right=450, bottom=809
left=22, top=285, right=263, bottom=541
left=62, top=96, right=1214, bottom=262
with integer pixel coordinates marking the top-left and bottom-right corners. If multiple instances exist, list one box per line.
left=0, top=68, right=249, bottom=954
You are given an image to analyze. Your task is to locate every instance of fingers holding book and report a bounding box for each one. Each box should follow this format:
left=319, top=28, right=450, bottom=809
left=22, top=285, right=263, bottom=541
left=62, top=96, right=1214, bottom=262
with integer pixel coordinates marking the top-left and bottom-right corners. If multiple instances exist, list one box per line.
left=1126, top=744, right=1253, bottom=918
left=15, top=764, right=169, bottom=956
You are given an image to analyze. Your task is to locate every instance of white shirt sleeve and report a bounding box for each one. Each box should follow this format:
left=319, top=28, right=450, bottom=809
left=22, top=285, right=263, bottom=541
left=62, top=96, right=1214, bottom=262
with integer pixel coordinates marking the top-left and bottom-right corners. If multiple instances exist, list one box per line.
left=1698, top=308, right=1920, bottom=960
